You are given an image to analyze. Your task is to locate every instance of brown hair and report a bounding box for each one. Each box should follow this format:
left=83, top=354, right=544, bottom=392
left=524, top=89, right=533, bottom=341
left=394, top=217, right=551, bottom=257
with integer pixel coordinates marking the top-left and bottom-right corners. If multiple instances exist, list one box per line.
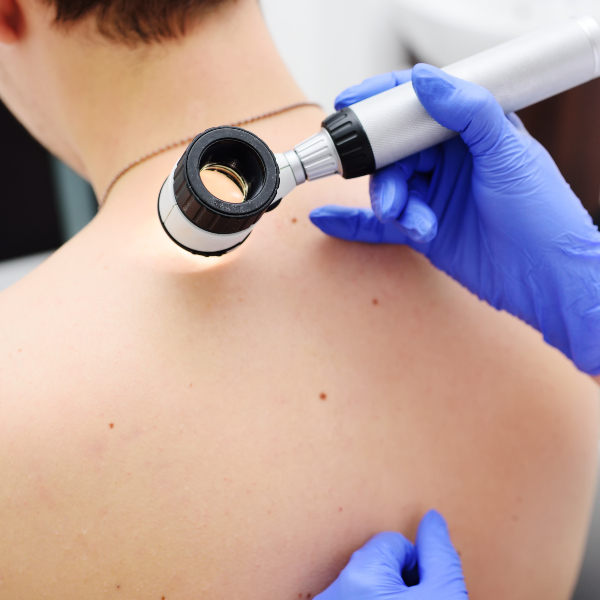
left=43, top=0, right=233, bottom=44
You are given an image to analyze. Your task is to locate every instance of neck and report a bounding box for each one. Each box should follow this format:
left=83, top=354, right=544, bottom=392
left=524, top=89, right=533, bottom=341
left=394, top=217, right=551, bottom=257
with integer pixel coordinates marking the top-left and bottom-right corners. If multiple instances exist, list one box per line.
left=52, top=0, right=306, bottom=200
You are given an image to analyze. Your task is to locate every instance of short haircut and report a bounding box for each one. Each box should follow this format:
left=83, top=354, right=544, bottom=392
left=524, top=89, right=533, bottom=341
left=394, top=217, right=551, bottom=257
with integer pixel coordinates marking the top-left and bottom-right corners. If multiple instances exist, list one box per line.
left=42, top=0, right=233, bottom=44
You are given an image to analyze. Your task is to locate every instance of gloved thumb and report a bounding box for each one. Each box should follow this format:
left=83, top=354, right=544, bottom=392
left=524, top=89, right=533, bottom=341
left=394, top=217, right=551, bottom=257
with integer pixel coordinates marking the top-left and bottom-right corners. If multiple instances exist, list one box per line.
left=412, top=64, right=509, bottom=159
left=416, top=511, right=466, bottom=588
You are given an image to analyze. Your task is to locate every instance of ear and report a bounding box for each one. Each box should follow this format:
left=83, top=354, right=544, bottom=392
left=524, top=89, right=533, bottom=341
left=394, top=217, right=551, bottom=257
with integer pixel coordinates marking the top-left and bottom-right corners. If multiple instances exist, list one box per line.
left=0, top=0, right=23, bottom=44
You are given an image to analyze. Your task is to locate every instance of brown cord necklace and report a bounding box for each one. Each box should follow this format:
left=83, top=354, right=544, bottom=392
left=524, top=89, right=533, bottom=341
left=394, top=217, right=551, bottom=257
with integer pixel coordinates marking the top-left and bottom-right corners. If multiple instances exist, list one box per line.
left=98, top=101, right=321, bottom=208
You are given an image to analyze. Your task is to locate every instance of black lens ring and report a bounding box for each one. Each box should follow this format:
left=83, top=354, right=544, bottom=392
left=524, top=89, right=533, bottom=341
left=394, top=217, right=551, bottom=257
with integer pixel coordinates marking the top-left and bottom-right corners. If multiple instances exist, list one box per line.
left=174, top=127, right=279, bottom=235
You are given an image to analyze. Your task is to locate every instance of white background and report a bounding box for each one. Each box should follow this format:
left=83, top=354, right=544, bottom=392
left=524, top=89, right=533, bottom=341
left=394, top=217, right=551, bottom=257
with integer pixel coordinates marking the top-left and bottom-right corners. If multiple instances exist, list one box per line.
left=261, top=0, right=600, bottom=108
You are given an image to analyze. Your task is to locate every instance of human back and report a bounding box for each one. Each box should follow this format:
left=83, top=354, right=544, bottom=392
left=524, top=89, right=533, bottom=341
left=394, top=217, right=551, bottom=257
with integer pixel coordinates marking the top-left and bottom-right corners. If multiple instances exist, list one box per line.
left=0, top=1, right=597, bottom=598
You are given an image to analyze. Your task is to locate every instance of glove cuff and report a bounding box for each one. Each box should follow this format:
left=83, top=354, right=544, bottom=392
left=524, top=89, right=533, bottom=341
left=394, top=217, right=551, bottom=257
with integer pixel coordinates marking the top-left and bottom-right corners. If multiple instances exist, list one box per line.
left=534, top=237, right=600, bottom=375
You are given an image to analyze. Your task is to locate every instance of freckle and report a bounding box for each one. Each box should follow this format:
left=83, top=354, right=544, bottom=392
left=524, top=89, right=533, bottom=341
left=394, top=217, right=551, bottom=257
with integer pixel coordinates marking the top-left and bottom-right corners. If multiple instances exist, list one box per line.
left=512, top=515, right=519, bottom=522
left=292, top=218, right=297, bottom=224
left=372, top=298, right=379, bottom=306
left=307, top=593, right=312, bottom=599
left=109, top=423, right=114, bottom=429
left=116, top=585, right=120, bottom=589
left=189, top=383, right=193, bottom=387
left=319, top=393, right=327, bottom=401
left=18, top=349, right=22, bottom=353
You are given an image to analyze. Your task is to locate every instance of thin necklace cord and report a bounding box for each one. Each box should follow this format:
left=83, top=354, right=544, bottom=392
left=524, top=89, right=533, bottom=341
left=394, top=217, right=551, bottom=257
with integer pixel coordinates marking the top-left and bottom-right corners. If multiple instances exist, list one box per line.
left=99, top=101, right=322, bottom=208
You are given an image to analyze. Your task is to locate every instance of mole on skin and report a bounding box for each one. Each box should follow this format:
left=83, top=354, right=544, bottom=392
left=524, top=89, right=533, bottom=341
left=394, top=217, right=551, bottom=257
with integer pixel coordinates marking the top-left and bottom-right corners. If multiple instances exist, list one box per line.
left=372, top=299, right=379, bottom=306
left=319, top=393, right=327, bottom=401
left=109, top=423, right=114, bottom=429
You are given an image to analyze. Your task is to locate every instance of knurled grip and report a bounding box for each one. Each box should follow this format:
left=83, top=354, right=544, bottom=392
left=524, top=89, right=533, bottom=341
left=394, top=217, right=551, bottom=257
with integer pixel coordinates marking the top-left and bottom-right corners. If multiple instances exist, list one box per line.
left=351, top=15, right=600, bottom=171
left=322, top=109, right=376, bottom=179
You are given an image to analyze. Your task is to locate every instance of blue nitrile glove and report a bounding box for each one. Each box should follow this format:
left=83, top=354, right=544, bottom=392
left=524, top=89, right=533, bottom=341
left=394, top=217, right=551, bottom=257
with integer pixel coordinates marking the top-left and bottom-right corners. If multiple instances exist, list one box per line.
left=310, top=65, right=600, bottom=375
left=315, top=510, right=468, bottom=600
left=332, top=70, right=440, bottom=244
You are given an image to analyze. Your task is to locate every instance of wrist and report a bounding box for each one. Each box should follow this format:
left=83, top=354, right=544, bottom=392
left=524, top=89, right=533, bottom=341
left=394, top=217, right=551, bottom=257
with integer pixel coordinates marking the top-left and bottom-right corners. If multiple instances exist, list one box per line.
left=534, top=244, right=600, bottom=375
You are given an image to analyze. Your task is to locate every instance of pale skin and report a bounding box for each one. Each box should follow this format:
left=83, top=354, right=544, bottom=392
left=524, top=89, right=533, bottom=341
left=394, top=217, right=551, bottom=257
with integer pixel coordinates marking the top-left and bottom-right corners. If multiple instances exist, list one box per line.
left=0, top=0, right=598, bottom=599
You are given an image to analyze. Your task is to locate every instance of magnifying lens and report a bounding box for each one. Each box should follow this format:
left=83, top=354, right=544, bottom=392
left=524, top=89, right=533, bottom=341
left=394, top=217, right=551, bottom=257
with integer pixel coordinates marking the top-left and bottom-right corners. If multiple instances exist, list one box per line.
left=159, top=15, right=600, bottom=257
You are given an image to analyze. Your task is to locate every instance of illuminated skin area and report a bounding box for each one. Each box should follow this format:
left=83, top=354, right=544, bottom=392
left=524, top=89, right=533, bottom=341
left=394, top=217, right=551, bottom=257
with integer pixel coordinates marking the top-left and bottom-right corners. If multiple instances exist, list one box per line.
left=0, top=0, right=597, bottom=599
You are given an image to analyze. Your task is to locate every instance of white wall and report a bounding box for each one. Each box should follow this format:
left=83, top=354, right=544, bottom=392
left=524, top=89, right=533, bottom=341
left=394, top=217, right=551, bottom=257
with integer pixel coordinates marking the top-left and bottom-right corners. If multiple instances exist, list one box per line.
left=260, top=0, right=410, bottom=112
left=260, top=0, right=600, bottom=110
left=393, top=0, right=600, bottom=66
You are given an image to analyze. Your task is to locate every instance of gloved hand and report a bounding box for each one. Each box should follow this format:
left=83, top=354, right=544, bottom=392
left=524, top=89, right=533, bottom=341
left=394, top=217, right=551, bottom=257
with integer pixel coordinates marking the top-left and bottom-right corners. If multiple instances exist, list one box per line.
left=315, top=510, right=468, bottom=600
left=310, top=65, right=600, bottom=375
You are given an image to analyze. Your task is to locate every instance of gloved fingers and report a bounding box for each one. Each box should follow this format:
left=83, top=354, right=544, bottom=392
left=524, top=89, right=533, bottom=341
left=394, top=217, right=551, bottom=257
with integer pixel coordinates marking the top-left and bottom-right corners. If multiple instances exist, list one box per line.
left=389, top=142, right=440, bottom=182
left=344, top=531, right=417, bottom=586
left=415, top=146, right=440, bottom=174
left=407, top=171, right=430, bottom=198
left=412, top=64, right=510, bottom=159
left=394, top=191, right=438, bottom=243
left=370, top=162, right=411, bottom=222
left=335, top=69, right=413, bottom=110
left=310, top=205, right=409, bottom=245
left=416, top=511, right=466, bottom=586
left=313, top=532, right=416, bottom=600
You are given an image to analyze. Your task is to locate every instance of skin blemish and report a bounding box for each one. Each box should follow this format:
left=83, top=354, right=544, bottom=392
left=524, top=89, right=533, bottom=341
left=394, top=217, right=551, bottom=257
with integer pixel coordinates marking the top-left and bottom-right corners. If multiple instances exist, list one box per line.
left=189, top=383, right=193, bottom=388
left=116, top=585, right=120, bottom=590
left=298, top=594, right=302, bottom=598
left=339, top=507, right=343, bottom=512
left=109, top=423, right=114, bottom=429
left=372, top=298, right=379, bottom=306
left=319, top=393, right=327, bottom=401
left=18, top=349, right=22, bottom=353
left=307, top=593, right=312, bottom=599
left=292, top=218, right=298, bottom=224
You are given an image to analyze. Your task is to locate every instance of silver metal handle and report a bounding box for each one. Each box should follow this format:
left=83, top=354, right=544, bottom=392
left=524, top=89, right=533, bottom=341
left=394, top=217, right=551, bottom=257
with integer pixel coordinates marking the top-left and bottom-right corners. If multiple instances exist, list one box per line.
left=351, top=15, right=600, bottom=170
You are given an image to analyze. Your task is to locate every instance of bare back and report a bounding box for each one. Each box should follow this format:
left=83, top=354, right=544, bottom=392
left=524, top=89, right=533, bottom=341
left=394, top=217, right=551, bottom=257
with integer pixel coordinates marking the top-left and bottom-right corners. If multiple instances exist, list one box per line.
left=0, top=111, right=597, bottom=600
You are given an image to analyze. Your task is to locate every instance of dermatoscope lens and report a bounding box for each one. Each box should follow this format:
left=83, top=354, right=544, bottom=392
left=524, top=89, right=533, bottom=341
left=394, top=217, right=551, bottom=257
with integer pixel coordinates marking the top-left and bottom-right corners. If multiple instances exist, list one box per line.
left=158, top=126, right=280, bottom=257
left=199, top=163, right=248, bottom=204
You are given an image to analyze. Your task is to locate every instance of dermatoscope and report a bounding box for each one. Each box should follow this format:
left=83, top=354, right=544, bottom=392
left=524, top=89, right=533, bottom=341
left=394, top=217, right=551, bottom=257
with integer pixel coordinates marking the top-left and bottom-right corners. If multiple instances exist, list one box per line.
left=158, top=15, right=600, bottom=257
